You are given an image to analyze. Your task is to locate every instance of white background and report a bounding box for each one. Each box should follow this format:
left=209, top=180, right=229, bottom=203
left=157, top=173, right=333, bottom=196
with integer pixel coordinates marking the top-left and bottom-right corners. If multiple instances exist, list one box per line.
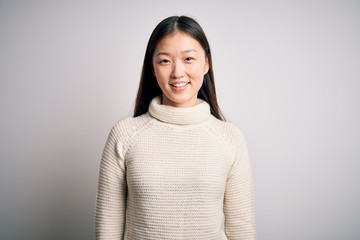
left=1, top=1, right=359, bottom=239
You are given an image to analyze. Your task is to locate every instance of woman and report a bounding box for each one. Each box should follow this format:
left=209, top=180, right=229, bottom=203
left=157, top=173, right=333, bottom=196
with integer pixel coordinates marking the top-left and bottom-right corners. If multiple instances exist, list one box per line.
left=95, top=16, right=256, bottom=239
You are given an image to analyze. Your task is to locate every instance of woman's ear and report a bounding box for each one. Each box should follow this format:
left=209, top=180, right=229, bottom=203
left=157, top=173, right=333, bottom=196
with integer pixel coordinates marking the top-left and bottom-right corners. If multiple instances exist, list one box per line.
left=204, top=57, right=210, bottom=75
left=152, top=65, right=156, bottom=76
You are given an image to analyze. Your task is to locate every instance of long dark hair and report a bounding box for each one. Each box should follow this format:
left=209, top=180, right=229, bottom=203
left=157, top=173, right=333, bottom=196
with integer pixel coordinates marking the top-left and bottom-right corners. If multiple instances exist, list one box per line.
left=133, top=15, right=225, bottom=121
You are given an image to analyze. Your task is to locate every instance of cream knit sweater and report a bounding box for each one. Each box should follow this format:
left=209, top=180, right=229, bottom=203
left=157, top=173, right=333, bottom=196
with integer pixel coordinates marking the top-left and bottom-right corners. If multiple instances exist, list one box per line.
left=95, top=97, right=256, bottom=240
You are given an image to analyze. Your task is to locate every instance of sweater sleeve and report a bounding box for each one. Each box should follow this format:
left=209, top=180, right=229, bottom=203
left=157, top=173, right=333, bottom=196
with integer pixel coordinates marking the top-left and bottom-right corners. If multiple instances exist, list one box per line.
left=95, top=124, right=127, bottom=239
left=224, top=131, right=256, bottom=240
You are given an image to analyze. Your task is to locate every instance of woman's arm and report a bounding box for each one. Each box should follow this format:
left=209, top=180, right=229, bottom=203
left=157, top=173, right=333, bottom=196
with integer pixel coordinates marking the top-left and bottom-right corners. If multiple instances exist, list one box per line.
left=224, top=133, right=256, bottom=240
left=95, top=125, right=127, bottom=239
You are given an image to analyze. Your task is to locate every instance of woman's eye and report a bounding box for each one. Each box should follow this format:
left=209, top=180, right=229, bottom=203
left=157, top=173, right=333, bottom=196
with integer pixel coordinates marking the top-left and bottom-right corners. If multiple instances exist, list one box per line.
left=159, top=59, right=170, bottom=64
left=185, top=57, right=194, bottom=62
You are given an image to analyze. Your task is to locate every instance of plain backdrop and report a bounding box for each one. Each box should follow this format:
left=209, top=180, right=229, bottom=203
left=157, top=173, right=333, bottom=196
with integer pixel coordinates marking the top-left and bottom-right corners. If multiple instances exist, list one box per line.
left=1, top=1, right=359, bottom=239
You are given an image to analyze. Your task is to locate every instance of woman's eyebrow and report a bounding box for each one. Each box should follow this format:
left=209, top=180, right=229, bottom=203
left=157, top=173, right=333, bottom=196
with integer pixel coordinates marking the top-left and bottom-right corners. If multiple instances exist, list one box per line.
left=155, top=49, right=198, bottom=57
left=182, top=49, right=198, bottom=53
left=155, top=52, right=170, bottom=57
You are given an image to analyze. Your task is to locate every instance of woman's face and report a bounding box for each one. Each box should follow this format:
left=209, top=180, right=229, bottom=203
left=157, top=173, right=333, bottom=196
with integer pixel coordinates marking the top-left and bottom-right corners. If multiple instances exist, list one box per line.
left=152, top=31, right=209, bottom=108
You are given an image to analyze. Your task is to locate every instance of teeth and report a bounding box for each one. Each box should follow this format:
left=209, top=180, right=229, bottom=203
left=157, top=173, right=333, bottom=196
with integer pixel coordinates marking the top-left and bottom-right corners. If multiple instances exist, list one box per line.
left=172, top=82, right=188, bottom=87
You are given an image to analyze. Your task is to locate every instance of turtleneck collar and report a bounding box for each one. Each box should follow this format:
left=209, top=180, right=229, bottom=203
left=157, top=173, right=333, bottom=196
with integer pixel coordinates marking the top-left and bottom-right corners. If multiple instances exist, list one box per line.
left=148, top=96, right=211, bottom=125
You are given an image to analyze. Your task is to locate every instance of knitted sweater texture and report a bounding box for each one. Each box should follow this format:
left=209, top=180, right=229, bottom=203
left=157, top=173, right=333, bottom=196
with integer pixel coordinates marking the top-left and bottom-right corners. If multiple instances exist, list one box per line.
left=95, top=97, right=256, bottom=240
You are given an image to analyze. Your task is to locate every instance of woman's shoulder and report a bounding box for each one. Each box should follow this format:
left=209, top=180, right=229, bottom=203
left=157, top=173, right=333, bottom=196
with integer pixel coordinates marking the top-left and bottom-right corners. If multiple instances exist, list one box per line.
left=101, top=114, right=153, bottom=160
left=208, top=116, right=247, bottom=146
left=109, top=113, right=153, bottom=139
left=209, top=116, right=245, bottom=135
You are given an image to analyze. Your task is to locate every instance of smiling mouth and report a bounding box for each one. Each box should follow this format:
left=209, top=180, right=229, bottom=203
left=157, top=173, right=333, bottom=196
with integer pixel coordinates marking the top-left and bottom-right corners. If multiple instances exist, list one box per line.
left=170, top=82, right=189, bottom=88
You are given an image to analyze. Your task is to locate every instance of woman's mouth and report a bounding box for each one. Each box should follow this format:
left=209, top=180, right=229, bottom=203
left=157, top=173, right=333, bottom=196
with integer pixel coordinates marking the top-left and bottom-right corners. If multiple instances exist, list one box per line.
left=170, top=82, right=189, bottom=88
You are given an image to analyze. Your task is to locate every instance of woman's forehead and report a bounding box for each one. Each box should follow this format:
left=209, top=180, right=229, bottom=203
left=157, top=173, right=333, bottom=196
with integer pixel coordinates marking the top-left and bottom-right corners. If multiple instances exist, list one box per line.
left=154, top=31, right=204, bottom=53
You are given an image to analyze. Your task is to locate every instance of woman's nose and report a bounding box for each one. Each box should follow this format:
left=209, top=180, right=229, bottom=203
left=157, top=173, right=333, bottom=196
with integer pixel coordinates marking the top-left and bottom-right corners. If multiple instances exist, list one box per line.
left=171, top=60, right=184, bottom=79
